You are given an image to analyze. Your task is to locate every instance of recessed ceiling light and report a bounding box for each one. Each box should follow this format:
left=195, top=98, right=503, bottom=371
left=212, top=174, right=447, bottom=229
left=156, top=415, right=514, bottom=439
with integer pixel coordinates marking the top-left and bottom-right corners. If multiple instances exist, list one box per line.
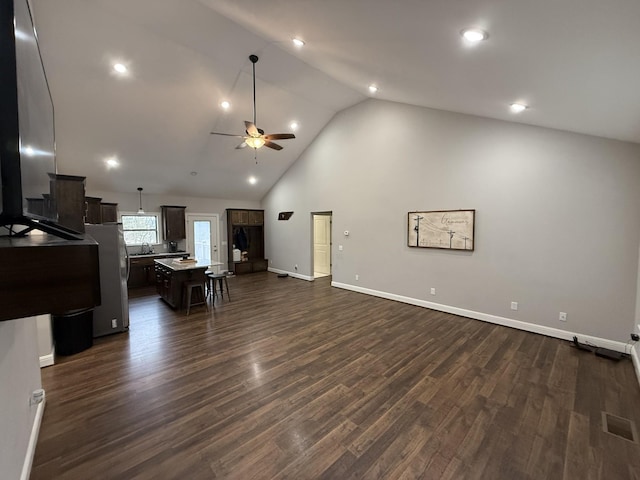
left=113, top=63, right=127, bottom=74
left=105, top=157, right=119, bottom=168
left=248, top=176, right=257, bottom=185
left=190, top=171, right=198, bottom=176
left=461, top=28, right=488, bottom=43
left=510, top=102, right=528, bottom=113
left=220, top=100, right=231, bottom=110
left=292, top=37, right=305, bottom=48
left=368, top=84, right=378, bottom=94
left=290, top=121, right=299, bottom=131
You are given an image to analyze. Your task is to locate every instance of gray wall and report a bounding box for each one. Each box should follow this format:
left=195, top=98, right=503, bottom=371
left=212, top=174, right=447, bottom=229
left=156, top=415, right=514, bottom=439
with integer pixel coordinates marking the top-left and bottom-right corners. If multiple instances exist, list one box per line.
left=262, top=99, right=640, bottom=342
left=0, top=317, right=42, bottom=479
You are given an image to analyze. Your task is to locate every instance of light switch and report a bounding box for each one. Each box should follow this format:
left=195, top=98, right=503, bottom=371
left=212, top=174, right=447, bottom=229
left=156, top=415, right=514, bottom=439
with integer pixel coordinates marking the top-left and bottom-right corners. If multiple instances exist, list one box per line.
left=339, top=245, right=343, bottom=251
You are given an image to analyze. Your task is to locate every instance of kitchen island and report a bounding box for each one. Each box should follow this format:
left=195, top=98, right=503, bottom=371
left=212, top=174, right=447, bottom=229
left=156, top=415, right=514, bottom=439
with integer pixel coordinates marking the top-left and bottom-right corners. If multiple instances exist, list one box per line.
left=128, top=251, right=188, bottom=288
left=154, top=258, right=209, bottom=310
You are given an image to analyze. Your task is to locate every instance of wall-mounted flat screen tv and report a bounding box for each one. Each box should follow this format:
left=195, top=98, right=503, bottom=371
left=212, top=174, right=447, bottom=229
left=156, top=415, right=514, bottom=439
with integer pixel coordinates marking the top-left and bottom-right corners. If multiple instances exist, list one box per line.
left=0, top=0, right=74, bottom=238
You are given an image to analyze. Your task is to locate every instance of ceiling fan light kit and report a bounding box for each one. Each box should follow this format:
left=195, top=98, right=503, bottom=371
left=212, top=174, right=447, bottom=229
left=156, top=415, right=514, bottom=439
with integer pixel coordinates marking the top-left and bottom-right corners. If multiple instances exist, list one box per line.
left=245, top=136, right=265, bottom=149
left=211, top=55, right=295, bottom=153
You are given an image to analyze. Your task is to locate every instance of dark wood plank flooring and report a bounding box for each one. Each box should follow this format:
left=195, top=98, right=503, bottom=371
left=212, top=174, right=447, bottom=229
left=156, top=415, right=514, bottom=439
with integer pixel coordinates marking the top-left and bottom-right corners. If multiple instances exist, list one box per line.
left=31, top=273, right=640, bottom=479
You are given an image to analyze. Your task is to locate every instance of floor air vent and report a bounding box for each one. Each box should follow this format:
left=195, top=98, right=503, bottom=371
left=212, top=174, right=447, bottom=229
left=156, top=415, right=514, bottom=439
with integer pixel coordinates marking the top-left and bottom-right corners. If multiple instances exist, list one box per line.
left=602, top=412, right=638, bottom=443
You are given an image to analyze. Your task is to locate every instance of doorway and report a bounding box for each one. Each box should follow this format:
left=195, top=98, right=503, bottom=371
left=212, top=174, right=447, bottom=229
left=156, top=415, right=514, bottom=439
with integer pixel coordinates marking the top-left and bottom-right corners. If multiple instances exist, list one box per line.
left=186, top=214, right=221, bottom=272
left=312, top=212, right=332, bottom=278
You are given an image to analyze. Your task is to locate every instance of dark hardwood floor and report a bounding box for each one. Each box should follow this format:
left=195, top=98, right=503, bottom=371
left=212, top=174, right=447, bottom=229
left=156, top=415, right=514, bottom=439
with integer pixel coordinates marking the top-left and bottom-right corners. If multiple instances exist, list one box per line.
left=31, top=273, right=640, bottom=479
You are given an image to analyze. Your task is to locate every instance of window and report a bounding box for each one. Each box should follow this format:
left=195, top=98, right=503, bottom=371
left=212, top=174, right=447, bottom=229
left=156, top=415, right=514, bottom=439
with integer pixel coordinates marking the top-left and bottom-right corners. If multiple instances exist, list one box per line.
left=121, top=214, right=159, bottom=245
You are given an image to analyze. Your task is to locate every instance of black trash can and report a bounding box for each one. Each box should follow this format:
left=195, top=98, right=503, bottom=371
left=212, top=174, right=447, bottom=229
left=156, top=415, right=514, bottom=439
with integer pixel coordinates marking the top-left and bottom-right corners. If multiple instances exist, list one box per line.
left=52, top=308, right=94, bottom=356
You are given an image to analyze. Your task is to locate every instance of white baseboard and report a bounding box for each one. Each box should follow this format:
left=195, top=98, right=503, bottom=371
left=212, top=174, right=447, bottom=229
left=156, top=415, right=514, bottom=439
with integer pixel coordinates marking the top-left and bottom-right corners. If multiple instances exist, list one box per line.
left=268, top=267, right=314, bottom=282
left=331, top=281, right=627, bottom=353
left=20, top=392, right=46, bottom=480
left=39, top=348, right=54, bottom=368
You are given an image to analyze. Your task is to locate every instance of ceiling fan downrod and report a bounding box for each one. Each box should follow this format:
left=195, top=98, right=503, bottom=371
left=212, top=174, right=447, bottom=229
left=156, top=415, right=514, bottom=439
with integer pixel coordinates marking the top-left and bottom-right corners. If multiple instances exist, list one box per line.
left=249, top=54, right=258, bottom=127
left=210, top=53, right=295, bottom=153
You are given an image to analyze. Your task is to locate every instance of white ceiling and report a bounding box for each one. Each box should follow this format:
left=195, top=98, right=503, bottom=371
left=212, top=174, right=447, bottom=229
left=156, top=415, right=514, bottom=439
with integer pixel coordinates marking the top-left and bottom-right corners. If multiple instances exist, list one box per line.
left=30, top=0, right=640, bottom=201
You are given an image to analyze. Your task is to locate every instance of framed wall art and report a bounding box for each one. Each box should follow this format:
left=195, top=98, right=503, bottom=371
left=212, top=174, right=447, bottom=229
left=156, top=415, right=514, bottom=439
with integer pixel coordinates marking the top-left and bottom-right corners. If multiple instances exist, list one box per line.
left=408, top=210, right=475, bottom=251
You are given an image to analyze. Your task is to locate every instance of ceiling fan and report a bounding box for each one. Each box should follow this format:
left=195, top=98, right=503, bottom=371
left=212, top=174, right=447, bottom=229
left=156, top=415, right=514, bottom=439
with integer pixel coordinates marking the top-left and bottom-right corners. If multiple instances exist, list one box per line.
left=211, top=55, right=295, bottom=151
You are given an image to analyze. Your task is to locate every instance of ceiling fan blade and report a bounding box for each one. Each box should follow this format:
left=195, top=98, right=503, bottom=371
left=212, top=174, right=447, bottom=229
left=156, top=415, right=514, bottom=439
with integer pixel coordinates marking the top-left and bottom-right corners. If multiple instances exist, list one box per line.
left=244, top=121, right=259, bottom=137
left=210, top=132, right=244, bottom=138
left=264, top=140, right=283, bottom=151
left=264, top=133, right=295, bottom=140
left=235, top=142, right=248, bottom=149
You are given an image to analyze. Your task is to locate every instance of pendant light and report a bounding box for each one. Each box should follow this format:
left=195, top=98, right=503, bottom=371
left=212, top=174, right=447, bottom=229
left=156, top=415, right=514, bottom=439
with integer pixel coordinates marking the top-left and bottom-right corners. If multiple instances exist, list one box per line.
left=137, top=187, right=145, bottom=215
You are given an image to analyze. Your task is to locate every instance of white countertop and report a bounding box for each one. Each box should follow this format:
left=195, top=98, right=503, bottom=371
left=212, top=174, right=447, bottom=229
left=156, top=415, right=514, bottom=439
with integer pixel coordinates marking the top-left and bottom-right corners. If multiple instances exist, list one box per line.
left=128, top=251, right=188, bottom=259
left=154, top=258, right=222, bottom=271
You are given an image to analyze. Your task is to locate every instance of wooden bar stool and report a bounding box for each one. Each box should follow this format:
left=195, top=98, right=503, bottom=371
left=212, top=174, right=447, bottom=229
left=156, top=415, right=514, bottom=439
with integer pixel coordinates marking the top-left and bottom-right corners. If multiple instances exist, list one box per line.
left=207, top=272, right=231, bottom=303
left=183, top=280, right=208, bottom=315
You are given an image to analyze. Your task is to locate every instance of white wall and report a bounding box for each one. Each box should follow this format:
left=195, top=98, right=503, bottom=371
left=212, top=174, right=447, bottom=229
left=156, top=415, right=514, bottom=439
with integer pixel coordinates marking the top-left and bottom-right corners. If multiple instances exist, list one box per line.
left=636, top=242, right=640, bottom=333
left=263, top=99, right=640, bottom=342
left=36, top=315, right=54, bottom=367
left=0, top=316, right=43, bottom=480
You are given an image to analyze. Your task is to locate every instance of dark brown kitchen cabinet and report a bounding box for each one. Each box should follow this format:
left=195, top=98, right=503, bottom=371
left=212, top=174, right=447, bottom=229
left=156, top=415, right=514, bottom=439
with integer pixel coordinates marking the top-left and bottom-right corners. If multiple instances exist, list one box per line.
left=226, top=209, right=267, bottom=275
left=248, top=210, right=264, bottom=225
left=128, top=257, right=153, bottom=288
left=161, top=205, right=186, bottom=241
left=155, top=264, right=178, bottom=307
left=230, top=209, right=248, bottom=225
left=128, top=253, right=185, bottom=288
left=0, top=236, right=100, bottom=321
left=26, top=197, right=45, bottom=217
left=49, top=173, right=86, bottom=232
left=231, top=209, right=263, bottom=226
left=85, top=196, right=102, bottom=224
left=100, top=202, right=118, bottom=223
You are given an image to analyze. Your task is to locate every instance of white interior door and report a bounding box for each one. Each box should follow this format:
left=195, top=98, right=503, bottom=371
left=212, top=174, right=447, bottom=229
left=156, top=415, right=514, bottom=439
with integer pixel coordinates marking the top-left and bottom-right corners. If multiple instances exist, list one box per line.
left=186, top=214, right=220, bottom=272
left=313, top=214, right=331, bottom=277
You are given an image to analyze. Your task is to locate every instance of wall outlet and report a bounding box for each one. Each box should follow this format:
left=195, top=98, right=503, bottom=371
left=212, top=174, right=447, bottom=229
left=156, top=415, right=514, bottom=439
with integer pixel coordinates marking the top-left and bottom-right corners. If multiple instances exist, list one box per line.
left=111, top=319, right=117, bottom=328
left=510, top=301, right=518, bottom=311
left=355, top=274, right=359, bottom=281
left=559, top=312, right=567, bottom=322
left=430, top=287, right=436, bottom=295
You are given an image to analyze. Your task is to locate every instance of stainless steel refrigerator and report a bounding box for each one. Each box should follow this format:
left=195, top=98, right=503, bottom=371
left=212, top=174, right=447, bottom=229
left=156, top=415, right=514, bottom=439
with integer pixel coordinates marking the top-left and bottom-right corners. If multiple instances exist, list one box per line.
left=85, top=223, right=130, bottom=336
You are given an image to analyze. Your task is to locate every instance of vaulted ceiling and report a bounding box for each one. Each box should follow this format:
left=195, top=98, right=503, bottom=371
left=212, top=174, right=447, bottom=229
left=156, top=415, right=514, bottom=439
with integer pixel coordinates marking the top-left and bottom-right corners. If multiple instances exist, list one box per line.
left=30, top=0, right=640, bottom=201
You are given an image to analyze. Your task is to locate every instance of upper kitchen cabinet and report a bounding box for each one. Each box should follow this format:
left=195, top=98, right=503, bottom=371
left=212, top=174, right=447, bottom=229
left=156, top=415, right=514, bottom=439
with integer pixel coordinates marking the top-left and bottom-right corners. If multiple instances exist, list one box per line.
left=49, top=173, right=86, bottom=232
left=85, top=196, right=102, bottom=224
left=161, top=205, right=186, bottom=241
left=100, top=202, right=118, bottom=223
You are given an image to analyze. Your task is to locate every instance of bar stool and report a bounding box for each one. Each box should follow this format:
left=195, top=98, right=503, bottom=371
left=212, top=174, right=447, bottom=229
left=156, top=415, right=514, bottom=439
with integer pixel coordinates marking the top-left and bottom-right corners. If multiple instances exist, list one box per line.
left=204, top=270, right=217, bottom=302
left=207, top=272, right=231, bottom=303
left=183, top=280, right=208, bottom=315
